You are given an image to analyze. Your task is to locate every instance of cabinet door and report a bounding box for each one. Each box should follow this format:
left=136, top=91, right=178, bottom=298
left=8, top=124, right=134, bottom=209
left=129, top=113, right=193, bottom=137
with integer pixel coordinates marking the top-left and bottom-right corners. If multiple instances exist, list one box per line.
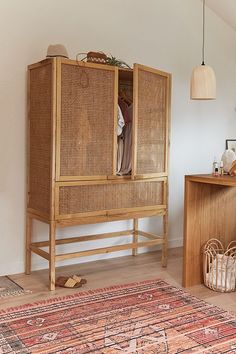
left=132, top=64, right=171, bottom=178
left=56, top=60, right=118, bottom=181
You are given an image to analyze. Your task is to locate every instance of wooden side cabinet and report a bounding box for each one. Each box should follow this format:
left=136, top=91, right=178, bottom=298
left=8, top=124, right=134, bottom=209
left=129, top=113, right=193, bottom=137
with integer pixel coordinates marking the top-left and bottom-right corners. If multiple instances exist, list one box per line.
left=183, top=174, right=236, bottom=287
left=26, top=58, right=171, bottom=290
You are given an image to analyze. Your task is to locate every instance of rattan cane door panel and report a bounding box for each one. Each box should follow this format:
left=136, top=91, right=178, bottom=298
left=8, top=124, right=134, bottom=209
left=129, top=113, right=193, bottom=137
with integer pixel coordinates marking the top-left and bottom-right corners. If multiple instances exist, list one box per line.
left=133, top=64, right=170, bottom=177
left=58, top=61, right=117, bottom=180
left=28, top=62, right=53, bottom=216
left=57, top=180, right=164, bottom=219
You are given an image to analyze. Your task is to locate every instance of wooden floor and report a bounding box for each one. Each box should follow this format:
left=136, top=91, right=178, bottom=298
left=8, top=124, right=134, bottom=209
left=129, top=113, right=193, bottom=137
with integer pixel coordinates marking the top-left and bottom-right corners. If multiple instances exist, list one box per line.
left=1, top=247, right=236, bottom=313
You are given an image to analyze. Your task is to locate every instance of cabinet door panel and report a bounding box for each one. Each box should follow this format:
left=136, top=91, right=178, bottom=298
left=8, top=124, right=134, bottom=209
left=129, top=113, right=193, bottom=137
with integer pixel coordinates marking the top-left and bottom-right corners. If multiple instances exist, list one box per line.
left=28, top=62, right=53, bottom=217
left=57, top=180, right=164, bottom=219
left=57, top=61, right=117, bottom=180
left=133, top=64, right=171, bottom=177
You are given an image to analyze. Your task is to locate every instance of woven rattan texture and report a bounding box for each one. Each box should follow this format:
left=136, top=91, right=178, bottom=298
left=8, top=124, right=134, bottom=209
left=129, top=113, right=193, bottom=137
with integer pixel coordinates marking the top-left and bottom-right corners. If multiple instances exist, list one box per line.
left=28, top=64, right=52, bottom=215
left=59, top=181, right=163, bottom=215
left=60, top=64, right=115, bottom=177
left=137, top=69, right=167, bottom=174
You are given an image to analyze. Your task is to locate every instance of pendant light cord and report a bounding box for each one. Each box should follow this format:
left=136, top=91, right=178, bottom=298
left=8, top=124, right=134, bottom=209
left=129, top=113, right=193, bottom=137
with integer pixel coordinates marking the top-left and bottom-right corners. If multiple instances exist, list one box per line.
left=202, top=0, right=205, bottom=65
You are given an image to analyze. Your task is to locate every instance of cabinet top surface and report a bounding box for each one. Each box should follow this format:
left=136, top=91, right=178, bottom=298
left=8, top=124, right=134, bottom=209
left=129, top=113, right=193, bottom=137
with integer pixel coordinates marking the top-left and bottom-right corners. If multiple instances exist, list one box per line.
left=185, top=174, right=236, bottom=186
left=28, top=58, right=171, bottom=77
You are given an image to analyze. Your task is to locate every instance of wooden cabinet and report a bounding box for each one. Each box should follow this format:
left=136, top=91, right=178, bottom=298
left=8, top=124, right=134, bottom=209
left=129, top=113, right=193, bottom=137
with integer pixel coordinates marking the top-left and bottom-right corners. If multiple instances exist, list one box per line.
left=26, top=58, right=171, bottom=290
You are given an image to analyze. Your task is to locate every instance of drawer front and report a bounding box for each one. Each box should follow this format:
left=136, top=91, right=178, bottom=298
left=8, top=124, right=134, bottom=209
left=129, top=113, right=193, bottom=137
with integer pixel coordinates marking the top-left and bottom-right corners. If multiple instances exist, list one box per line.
left=57, top=180, right=165, bottom=218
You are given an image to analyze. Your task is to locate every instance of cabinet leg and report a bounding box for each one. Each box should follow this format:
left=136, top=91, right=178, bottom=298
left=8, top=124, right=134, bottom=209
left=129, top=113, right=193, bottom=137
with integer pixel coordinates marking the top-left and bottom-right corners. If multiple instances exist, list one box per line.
left=162, top=214, right=168, bottom=267
left=49, top=221, right=56, bottom=291
left=25, top=214, right=32, bottom=275
left=132, top=219, right=138, bottom=256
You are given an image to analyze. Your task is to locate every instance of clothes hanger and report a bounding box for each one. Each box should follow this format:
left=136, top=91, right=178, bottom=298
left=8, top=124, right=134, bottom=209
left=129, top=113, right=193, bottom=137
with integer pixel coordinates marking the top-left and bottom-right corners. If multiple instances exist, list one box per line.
left=119, top=89, right=133, bottom=105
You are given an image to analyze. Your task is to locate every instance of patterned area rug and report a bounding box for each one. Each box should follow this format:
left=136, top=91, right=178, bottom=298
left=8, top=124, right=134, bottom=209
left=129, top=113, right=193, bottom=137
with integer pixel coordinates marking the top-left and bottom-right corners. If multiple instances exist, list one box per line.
left=0, top=276, right=30, bottom=298
left=0, top=279, right=236, bottom=353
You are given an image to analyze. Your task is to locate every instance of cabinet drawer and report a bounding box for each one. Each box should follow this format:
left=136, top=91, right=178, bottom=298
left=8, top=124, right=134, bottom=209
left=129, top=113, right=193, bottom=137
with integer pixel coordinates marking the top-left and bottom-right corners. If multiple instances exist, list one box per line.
left=56, top=179, right=165, bottom=219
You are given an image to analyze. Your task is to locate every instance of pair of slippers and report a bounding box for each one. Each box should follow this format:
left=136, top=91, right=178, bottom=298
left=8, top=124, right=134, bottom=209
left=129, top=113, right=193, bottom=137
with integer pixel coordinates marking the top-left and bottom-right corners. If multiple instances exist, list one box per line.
left=55, top=274, right=87, bottom=288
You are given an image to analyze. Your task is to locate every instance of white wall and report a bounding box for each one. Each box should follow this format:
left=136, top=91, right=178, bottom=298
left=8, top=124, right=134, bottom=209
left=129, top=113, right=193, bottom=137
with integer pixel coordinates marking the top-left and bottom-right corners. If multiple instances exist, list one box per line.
left=0, top=0, right=236, bottom=275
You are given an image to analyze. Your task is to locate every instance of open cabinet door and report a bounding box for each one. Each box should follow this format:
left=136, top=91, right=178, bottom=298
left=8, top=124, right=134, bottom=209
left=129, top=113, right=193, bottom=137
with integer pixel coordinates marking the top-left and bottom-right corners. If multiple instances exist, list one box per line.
left=132, top=64, right=171, bottom=179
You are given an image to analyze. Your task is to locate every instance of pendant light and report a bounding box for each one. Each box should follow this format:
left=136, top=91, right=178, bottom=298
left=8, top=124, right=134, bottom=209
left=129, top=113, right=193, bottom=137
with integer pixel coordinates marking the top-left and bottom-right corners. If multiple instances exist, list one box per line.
left=190, top=0, right=216, bottom=100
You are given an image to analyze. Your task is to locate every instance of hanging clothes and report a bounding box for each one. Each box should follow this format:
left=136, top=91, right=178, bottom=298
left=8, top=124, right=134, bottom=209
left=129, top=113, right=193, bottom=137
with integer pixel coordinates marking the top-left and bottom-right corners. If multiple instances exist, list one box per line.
left=116, top=105, right=125, bottom=174
left=118, top=97, right=129, bottom=123
left=117, top=105, right=125, bottom=136
left=119, top=123, right=132, bottom=175
left=117, top=135, right=124, bottom=173
left=119, top=104, right=133, bottom=175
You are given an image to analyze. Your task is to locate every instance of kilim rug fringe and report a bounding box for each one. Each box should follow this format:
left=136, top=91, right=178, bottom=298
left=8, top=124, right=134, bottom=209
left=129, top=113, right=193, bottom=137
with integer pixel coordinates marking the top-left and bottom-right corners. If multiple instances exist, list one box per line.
left=0, top=279, right=154, bottom=314
left=0, top=276, right=31, bottom=299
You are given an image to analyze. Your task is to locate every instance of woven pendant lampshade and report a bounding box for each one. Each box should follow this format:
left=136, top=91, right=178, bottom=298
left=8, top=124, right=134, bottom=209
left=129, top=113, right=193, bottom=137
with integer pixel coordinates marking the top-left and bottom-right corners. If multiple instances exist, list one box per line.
left=190, top=0, right=216, bottom=100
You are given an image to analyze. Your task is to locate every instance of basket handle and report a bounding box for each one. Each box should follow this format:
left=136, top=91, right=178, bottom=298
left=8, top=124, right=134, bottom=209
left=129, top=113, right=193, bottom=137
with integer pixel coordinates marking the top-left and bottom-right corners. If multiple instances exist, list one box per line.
left=76, top=53, right=88, bottom=62
left=227, top=241, right=236, bottom=251
left=203, top=238, right=224, bottom=254
left=225, top=246, right=236, bottom=258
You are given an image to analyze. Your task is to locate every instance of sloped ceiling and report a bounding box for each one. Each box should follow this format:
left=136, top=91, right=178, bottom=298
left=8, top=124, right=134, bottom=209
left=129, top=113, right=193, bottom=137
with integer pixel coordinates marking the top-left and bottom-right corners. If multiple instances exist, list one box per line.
left=206, top=0, right=236, bottom=31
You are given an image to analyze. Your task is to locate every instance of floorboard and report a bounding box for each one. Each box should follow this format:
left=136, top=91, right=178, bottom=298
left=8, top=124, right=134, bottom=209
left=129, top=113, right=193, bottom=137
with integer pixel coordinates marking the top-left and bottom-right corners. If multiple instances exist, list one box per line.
left=1, top=248, right=235, bottom=313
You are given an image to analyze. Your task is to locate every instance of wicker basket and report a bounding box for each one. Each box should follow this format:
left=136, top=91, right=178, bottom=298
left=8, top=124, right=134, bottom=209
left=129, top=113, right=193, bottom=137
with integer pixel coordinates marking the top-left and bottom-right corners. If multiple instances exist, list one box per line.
left=76, top=52, right=107, bottom=64
left=87, top=51, right=107, bottom=64
left=203, top=239, right=236, bottom=292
